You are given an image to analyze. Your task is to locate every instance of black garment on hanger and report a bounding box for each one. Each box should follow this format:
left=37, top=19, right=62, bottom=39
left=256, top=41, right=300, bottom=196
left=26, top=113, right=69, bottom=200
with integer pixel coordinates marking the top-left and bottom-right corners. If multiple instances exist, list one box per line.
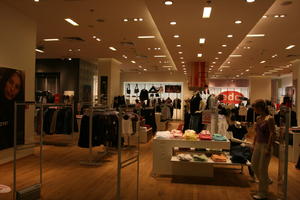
left=149, top=86, right=158, bottom=93
left=126, top=84, right=131, bottom=94
left=173, top=98, right=182, bottom=109
left=139, top=89, right=149, bottom=101
left=134, top=84, right=139, bottom=93
left=190, top=93, right=201, bottom=114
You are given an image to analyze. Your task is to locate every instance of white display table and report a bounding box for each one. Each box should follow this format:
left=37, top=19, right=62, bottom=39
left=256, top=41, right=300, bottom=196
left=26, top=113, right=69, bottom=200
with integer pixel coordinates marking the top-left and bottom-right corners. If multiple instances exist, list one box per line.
left=152, top=137, right=231, bottom=177
left=288, top=131, right=300, bottom=162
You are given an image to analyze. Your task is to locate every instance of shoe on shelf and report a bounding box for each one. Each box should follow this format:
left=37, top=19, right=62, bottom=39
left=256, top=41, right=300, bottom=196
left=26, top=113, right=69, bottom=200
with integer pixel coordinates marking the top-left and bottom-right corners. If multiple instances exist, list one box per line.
left=252, top=194, right=268, bottom=200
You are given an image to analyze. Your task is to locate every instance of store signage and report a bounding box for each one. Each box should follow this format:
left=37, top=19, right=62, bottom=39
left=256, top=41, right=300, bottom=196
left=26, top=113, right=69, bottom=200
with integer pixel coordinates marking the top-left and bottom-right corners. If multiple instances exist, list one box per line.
left=219, top=91, right=244, bottom=104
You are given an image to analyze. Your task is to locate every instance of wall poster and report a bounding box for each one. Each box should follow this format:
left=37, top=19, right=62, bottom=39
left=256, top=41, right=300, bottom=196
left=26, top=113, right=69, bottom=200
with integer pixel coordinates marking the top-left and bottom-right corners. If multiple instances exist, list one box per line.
left=0, top=67, right=25, bottom=150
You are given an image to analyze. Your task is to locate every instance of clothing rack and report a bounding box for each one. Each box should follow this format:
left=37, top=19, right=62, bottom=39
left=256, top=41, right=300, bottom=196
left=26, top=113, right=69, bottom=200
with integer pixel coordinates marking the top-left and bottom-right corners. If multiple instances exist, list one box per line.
left=37, top=103, right=75, bottom=146
left=13, top=101, right=42, bottom=200
left=80, top=104, right=113, bottom=166
left=116, top=109, right=140, bottom=200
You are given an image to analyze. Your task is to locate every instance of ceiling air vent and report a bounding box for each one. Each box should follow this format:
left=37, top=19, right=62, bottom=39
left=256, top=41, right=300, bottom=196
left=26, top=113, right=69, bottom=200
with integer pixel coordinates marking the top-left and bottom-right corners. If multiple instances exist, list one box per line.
left=63, top=37, right=85, bottom=42
left=287, top=54, right=300, bottom=58
left=120, top=41, right=135, bottom=47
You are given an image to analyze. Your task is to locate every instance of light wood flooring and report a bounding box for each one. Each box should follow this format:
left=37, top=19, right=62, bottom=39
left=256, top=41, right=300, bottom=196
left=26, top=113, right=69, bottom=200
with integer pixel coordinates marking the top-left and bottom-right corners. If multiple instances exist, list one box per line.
left=0, top=122, right=299, bottom=200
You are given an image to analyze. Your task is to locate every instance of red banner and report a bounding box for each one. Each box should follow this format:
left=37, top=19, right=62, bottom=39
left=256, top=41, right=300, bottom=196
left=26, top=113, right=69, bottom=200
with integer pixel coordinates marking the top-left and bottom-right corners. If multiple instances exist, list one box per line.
left=191, top=62, right=206, bottom=88
left=219, top=91, right=244, bottom=104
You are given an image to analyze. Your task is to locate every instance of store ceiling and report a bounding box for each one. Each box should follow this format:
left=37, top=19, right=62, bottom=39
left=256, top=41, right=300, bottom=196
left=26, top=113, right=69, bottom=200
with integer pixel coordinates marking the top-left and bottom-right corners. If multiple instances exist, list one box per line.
left=2, top=0, right=299, bottom=78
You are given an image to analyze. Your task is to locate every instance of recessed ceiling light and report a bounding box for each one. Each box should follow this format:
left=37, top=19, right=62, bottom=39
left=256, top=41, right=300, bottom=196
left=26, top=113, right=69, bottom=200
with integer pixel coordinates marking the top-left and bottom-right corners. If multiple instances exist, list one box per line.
left=65, top=18, right=79, bottom=26
left=262, top=15, right=267, bottom=18
left=180, top=57, right=184, bottom=59
left=96, top=38, right=101, bottom=42
left=235, top=20, right=242, bottom=24
left=68, top=49, right=72, bottom=52
left=92, top=36, right=97, bottom=39
left=34, top=0, right=40, bottom=2
left=154, top=55, right=167, bottom=58
left=170, top=21, right=176, bottom=25
left=77, top=49, right=80, bottom=51
left=134, top=18, right=138, bottom=21
left=227, top=61, right=231, bottom=64
left=138, top=65, right=142, bottom=68
left=164, top=0, right=173, bottom=6
left=122, top=55, right=127, bottom=59
left=174, top=35, right=180, bottom=38
left=218, top=52, right=222, bottom=54
left=210, top=66, right=214, bottom=68
left=199, top=38, right=206, bottom=44
left=35, top=49, right=44, bottom=53
left=109, top=47, right=117, bottom=51
left=123, top=19, right=128, bottom=22
left=181, top=61, right=185, bottom=64
left=212, top=62, right=216, bottom=64
left=247, top=34, right=265, bottom=37
left=131, top=60, right=136, bottom=64
left=229, top=55, right=242, bottom=57
left=286, top=45, right=295, bottom=49
left=68, top=58, right=72, bottom=61
left=178, top=52, right=183, bottom=54
left=163, top=65, right=172, bottom=68
left=272, top=54, right=278, bottom=58
left=197, top=53, right=203, bottom=57
left=143, top=68, right=147, bottom=71
left=203, top=7, right=212, bottom=18
left=43, top=38, right=60, bottom=42
left=260, top=60, right=266, bottom=63
left=176, top=44, right=181, bottom=47
left=246, top=0, right=255, bottom=3
left=227, top=34, right=233, bottom=38
left=274, top=15, right=279, bottom=18
left=246, top=69, right=250, bottom=72
left=137, top=36, right=155, bottom=39
left=215, top=57, right=219, bottom=60
left=139, top=18, right=143, bottom=21
left=222, top=44, right=227, bottom=47
left=280, top=14, right=286, bottom=18
left=158, top=48, right=161, bottom=50
left=183, top=68, right=186, bottom=70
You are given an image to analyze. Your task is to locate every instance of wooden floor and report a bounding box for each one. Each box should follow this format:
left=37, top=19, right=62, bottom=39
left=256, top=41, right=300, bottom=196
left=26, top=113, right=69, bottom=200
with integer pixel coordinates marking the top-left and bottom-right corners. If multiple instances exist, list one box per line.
left=0, top=122, right=299, bottom=200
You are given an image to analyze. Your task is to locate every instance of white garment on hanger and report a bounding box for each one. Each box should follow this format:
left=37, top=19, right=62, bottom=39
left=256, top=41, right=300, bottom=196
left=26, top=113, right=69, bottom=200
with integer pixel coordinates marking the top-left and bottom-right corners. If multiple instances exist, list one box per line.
left=122, top=118, right=133, bottom=136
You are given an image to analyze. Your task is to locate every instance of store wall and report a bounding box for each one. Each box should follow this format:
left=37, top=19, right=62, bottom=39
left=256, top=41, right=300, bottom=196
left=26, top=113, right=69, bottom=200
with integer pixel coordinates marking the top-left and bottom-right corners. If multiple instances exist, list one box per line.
left=79, top=60, right=98, bottom=102
left=0, top=2, right=37, bottom=163
left=36, top=59, right=80, bottom=100
left=249, top=77, right=272, bottom=103
left=120, top=71, right=192, bottom=99
left=279, top=74, right=293, bottom=88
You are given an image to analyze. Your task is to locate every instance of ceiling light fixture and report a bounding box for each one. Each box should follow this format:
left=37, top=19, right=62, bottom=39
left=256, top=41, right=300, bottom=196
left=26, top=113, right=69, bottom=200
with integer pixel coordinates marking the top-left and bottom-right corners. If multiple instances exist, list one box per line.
left=180, top=57, right=184, bottom=59
left=43, top=38, right=60, bottom=42
left=143, top=69, right=147, bottom=71
left=272, top=54, right=278, bottom=58
left=176, top=44, right=181, bottom=47
left=280, top=14, right=286, bottom=18
left=34, top=0, right=40, bottom=2
left=262, top=15, right=267, bottom=18
left=202, top=7, right=212, bottom=18
left=35, top=49, right=44, bottom=53
left=227, top=61, right=231, bottom=64
left=247, top=34, right=265, bottom=37
left=218, top=52, right=222, bottom=54
left=212, top=62, right=216, bottom=64
left=235, top=20, right=242, bottom=24
left=109, top=47, right=117, bottom=51
left=131, top=60, right=136, bottom=64
left=170, top=21, right=176, bottom=25
left=181, top=61, right=185, bottom=64
left=260, top=60, right=266, bottom=63
left=96, top=38, right=101, bottom=42
left=68, top=49, right=72, bottom=52
left=227, top=34, right=233, bottom=38
left=164, top=0, right=173, bottom=6
left=138, top=65, right=142, bottom=68
left=123, top=19, right=128, bottom=22
left=197, top=53, right=203, bottom=57
left=199, top=38, right=206, bottom=44
left=274, top=15, right=279, bottom=18
left=65, top=18, right=79, bottom=26
left=246, top=69, right=250, bottom=72
left=134, top=18, right=138, bottom=21
left=173, top=35, right=180, bottom=38
left=286, top=45, right=295, bottom=49
left=137, top=36, right=155, bottom=39
left=222, top=44, right=227, bottom=47
left=139, top=18, right=143, bottom=21
left=246, top=0, right=255, bottom=3
left=154, top=55, right=167, bottom=58
left=215, top=57, right=219, bottom=60
left=178, top=52, right=183, bottom=54
left=122, top=55, right=127, bottom=59
left=229, top=55, right=242, bottom=57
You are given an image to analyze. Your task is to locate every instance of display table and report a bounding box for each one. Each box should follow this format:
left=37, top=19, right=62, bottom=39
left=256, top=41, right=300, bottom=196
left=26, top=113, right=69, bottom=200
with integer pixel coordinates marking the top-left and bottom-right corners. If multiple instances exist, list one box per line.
left=288, top=130, right=300, bottom=162
left=152, top=137, right=231, bottom=177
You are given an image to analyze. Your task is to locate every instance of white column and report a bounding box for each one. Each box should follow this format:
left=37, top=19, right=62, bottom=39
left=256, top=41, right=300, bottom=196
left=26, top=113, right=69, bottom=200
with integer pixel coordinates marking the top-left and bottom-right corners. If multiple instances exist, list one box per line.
left=292, top=59, right=300, bottom=124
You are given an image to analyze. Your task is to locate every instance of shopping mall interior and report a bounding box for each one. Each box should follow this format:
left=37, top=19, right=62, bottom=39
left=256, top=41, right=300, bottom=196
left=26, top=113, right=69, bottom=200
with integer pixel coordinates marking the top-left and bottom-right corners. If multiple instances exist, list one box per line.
left=0, top=0, right=300, bottom=199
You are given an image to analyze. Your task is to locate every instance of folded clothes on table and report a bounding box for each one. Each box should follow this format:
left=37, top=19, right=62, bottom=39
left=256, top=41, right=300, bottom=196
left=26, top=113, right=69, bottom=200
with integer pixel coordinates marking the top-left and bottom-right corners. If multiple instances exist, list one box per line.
left=177, top=153, right=193, bottom=161
left=212, top=133, right=227, bottom=141
left=193, top=154, right=208, bottom=162
left=211, top=154, right=227, bottom=162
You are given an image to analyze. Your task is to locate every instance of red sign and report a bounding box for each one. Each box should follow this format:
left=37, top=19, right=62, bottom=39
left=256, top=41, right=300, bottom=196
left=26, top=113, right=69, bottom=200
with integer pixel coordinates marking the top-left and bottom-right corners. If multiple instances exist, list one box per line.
left=219, top=91, right=244, bottom=104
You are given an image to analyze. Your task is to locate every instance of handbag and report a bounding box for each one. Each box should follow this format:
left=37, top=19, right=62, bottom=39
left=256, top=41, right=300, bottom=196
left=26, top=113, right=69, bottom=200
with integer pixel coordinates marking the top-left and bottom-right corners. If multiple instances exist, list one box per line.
left=126, top=84, right=131, bottom=94
left=134, top=84, right=139, bottom=93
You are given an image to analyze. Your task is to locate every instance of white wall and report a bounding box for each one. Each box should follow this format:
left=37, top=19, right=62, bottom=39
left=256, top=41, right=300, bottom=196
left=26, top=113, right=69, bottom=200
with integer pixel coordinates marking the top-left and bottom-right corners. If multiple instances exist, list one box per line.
left=121, top=71, right=192, bottom=99
left=0, top=2, right=37, bottom=163
left=280, top=74, right=293, bottom=88
left=249, top=77, right=272, bottom=103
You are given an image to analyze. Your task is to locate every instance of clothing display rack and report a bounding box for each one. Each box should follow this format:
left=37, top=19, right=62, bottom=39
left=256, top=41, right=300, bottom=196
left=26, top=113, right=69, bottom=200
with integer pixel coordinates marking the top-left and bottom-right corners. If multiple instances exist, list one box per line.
left=80, top=104, right=114, bottom=166
left=13, top=101, right=42, bottom=200
left=38, top=103, right=75, bottom=146
left=116, top=110, right=140, bottom=200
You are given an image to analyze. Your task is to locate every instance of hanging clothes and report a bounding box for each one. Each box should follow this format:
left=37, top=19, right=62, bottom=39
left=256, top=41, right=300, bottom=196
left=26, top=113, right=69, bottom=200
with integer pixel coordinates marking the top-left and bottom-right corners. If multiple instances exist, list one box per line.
left=139, top=89, right=149, bottom=101
left=173, top=98, right=181, bottom=109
